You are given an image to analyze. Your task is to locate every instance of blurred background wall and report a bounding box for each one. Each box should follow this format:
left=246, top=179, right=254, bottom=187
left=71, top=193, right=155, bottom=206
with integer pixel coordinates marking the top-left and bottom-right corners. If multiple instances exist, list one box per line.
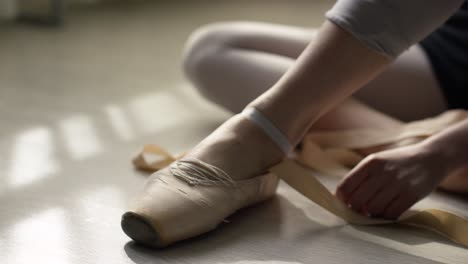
left=1, top=0, right=331, bottom=25
left=0, top=0, right=125, bottom=24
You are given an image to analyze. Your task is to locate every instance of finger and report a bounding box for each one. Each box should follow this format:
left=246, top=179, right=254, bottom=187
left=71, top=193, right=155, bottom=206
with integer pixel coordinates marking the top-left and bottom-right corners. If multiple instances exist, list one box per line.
left=347, top=171, right=393, bottom=214
left=336, top=160, right=375, bottom=203
left=383, top=191, right=417, bottom=220
left=366, top=180, right=401, bottom=217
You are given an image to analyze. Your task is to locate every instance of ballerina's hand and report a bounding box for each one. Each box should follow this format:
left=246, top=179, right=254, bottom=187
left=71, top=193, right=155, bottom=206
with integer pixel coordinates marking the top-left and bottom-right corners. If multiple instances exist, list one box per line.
left=335, top=143, right=448, bottom=219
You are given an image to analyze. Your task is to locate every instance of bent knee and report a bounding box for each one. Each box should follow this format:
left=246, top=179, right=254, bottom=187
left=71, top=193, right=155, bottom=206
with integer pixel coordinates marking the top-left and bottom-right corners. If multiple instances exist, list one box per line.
left=182, top=21, right=255, bottom=82
left=182, top=23, right=224, bottom=84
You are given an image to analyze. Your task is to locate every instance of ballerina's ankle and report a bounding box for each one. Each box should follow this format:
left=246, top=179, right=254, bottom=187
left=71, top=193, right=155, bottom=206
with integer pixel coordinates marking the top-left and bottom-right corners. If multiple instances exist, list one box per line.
left=241, top=107, right=296, bottom=159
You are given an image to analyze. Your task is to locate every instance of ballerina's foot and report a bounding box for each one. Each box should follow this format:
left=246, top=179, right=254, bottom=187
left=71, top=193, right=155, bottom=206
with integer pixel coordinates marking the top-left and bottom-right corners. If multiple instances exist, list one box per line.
left=183, top=112, right=286, bottom=181
left=121, top=113, right=286, bottom=247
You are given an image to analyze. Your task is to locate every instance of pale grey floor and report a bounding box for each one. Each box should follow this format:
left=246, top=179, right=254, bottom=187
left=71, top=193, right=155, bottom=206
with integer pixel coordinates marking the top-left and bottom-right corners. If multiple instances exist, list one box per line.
left=1, top=1, right=467, bottom=263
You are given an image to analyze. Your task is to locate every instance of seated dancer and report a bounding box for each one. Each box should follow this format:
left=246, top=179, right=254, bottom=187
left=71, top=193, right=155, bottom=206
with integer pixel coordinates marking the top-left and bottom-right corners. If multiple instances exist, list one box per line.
left=181, top=0, right=468, bottom=219
left=122, top=0, right=468, bottom=247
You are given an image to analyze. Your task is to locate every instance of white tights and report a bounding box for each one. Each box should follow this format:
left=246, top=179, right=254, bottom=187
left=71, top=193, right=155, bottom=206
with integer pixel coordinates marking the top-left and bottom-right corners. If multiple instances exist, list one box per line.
left=182, top=21, right=448, bottom=125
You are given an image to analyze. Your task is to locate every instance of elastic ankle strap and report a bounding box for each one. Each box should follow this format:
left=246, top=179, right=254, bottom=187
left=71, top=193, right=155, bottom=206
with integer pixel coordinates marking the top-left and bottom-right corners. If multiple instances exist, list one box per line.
left=241, top=107, right=295, bottom=159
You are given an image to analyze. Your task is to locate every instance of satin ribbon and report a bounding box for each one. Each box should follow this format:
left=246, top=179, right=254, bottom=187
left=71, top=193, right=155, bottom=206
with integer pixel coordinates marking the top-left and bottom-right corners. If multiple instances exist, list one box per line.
left=132, top=110, right=468, bottom=247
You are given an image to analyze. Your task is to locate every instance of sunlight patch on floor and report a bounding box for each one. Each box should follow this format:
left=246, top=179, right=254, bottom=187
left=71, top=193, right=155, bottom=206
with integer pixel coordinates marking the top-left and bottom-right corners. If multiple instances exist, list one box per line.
left=104, top=104, right=136, bottom=141
left=59, top=114, right=103, bottom=160
left=6, top=208, right=71, bottom=264
left=128, top=91, right=200, bottom=134
left=7, top=127, right=59, bottom=188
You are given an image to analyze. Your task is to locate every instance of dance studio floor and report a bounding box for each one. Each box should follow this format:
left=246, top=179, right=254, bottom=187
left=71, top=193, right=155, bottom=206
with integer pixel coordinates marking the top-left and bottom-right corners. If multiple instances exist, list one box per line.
left=1, top=1, right=467, bottom=263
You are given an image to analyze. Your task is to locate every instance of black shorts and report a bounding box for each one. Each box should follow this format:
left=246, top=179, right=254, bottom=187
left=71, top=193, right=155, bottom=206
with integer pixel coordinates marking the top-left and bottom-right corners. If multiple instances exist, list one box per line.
left=420, top=1, right=468, bottom=110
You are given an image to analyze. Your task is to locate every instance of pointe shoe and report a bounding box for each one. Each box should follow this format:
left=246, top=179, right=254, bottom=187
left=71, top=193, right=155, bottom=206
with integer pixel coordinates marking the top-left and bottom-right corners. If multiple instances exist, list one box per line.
left=121, top=165, right=279, bottom=247
left=122, top=107, right=293, bottom=247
